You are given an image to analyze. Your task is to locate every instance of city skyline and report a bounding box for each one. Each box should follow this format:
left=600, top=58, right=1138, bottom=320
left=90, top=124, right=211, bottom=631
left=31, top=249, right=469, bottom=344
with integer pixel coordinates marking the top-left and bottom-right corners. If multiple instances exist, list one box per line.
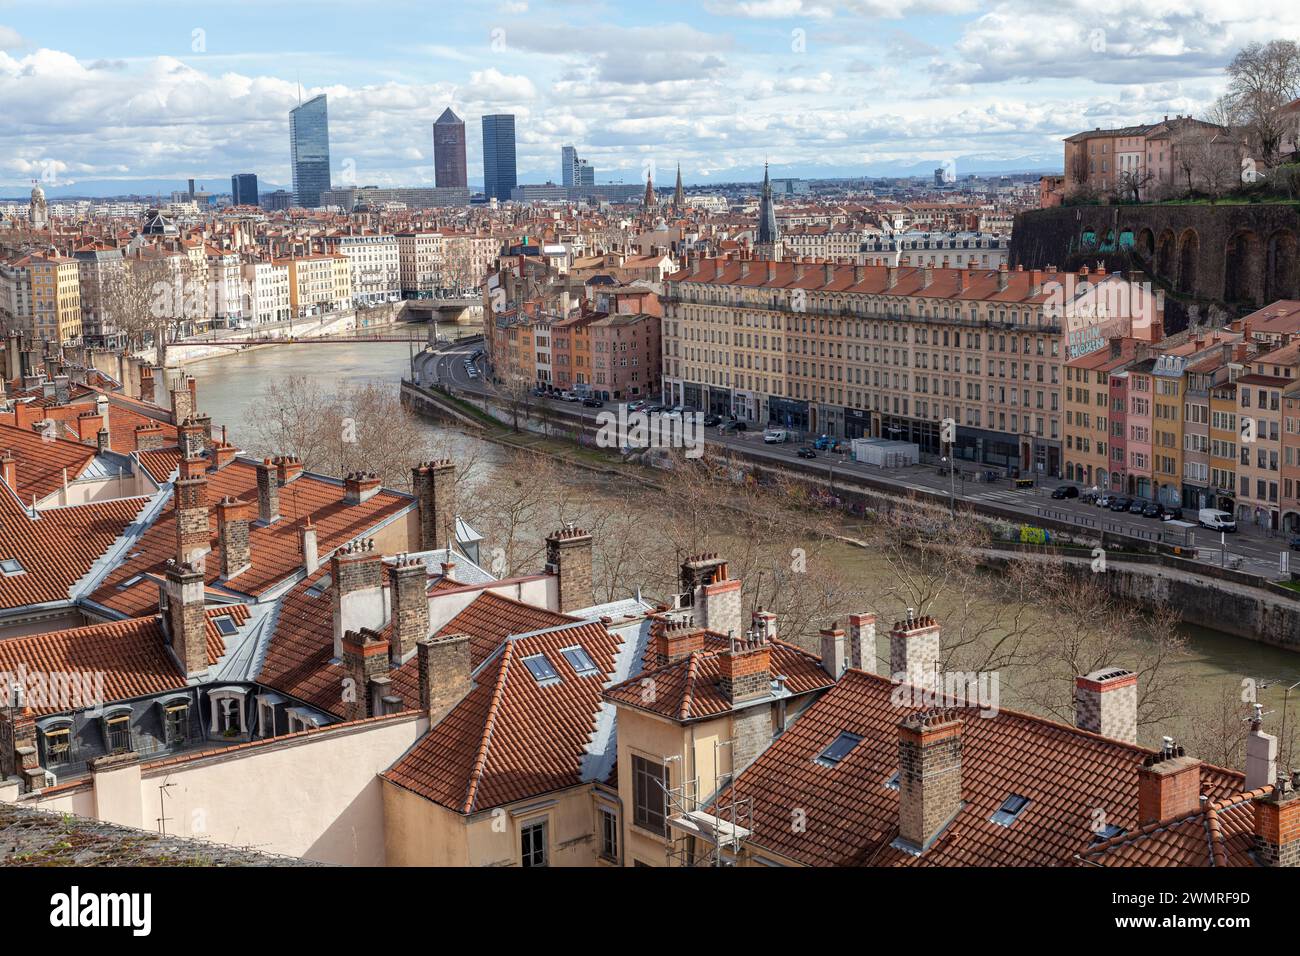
left=3, top=0, right=1297, bottom=192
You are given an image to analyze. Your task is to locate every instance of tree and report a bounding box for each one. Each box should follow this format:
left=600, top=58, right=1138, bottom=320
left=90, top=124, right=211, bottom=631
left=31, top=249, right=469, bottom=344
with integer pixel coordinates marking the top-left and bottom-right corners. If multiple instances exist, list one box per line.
left=101, top=254, right=173, bottom=366
left=1222, top=40, right=1300, bottom=169
left=1116, top=167, right=1154, bottom=203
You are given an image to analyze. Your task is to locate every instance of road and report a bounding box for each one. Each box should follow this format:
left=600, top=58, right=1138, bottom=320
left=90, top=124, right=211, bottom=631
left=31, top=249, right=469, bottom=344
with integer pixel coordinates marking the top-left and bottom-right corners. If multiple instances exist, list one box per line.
left=422, top=345, right=1298, bottom=579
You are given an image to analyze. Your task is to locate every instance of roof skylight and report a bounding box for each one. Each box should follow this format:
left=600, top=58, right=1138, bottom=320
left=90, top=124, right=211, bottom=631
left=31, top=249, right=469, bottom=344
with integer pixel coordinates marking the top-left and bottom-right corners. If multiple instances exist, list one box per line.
left=814, top=732, right=863, bottom=768
left=522, top=653, right=560, bottom=684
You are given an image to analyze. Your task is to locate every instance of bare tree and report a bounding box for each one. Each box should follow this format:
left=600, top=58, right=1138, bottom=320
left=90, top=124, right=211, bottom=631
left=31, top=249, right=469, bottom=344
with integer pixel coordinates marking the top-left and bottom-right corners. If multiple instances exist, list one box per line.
left=1222, top=40, right=1300, bottom=169
left=101, top=254, right=173, bottom=366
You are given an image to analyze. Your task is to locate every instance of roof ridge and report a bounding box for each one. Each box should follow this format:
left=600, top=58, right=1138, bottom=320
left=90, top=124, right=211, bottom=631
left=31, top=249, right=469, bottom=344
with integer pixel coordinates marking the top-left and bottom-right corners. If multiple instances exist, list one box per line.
left=679, top=651, right=702, bottom=722
left=463, top=640, right=514, bottom=814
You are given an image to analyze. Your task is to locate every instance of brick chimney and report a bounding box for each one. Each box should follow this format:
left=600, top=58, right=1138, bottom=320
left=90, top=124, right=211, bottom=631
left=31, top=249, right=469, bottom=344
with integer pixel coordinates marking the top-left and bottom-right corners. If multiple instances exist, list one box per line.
left=299, top=518, right=319, bottom=575
left=330, top=539, right=386, bottom=660
left=750, top=608, right=777, bottom=642
left=0, top=453, right=15, bottom=490
left=418, top=633, right=474, bottom=725
left=1074, top=668, right=1137, bottom=743
left=274, top=456, right=304, bottom=485
left=174, top=455, right=210, bottom=567
left=545, top=524, right=593, bottom=613
left=896, top=710, right=963, bottom=854
left=1254, top=773, right=1300, bottom=866
left=820, top=624, right=848, bottom=679
left=163, top=559, right=208, bottom=679
left=718, top=632, right=771, bottom=705
left=170, top=375, right=195, bottom=423
left=340, top=628, right=391, bottom=721
left=53, top=374, right=70, bottom=405
left=133, top=422, right=165, bottom=451
left=75, top=410, right=104, bottom=445
left=215, top=496, right=253, bottom=580
left=388, top=555, right=430, bottom=664
left=344, top=471, right=382, bottom=505
left=178, top=417, right=206, bottom=460
left=890, top=611, right=940, bottom=690
left=96, top=427, right=110, bottom=455
left=139, top=365, right=155, bottom=404
left=653, top=619, right=706, bottom=665
left=1137, top=739, right=1202, bottom=825
left=256, top=458, right=280, bottom=524
left=210, top=442, right=238, bottom=470
left=848, top=613, right=877, bottom=673
left=411, top=460, right=457, bottom=551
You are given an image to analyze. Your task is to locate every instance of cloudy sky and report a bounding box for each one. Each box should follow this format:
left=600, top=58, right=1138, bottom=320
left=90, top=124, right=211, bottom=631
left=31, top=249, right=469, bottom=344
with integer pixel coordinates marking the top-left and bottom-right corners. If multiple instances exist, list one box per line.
left=1, top=0, right=1297, bottom=193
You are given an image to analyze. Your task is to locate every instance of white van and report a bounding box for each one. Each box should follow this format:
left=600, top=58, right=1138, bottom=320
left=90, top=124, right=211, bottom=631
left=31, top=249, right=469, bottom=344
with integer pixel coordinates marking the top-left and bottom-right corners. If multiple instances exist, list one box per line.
left=763, top=429, right=788, bottom=444
left=1198, top=509, right=1237, bottom=532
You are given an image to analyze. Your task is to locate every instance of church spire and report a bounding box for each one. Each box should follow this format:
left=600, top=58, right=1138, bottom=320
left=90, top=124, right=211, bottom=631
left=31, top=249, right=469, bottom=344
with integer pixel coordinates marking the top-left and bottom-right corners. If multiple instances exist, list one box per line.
left=756, top=161, right=779, bottom=249
left=643, top=167, right=656, bottom=211
left=672, top=164, right=685, bottom=211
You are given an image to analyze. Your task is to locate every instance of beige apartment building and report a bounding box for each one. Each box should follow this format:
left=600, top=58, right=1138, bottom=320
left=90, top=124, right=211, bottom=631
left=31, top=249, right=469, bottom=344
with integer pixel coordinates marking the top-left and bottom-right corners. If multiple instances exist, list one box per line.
left=0, top=252, right=83, bottom=344
left=663, top=256, right=1082, bottom=474
left=279, top=254, right=352, bottom=316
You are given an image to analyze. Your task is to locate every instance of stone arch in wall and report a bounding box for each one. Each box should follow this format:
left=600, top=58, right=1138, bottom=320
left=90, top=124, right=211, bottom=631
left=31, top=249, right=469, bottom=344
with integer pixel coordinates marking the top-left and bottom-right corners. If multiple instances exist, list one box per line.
left=1156, top=229, right=1177, bottom=282
left=1265, top=229, right=1299, bottom=303
left=1176, top=228, right=1200, bottom=296
left=1224, top=230, right=1265, bottom=307
left=1137, top=227, right=1155, bottom=261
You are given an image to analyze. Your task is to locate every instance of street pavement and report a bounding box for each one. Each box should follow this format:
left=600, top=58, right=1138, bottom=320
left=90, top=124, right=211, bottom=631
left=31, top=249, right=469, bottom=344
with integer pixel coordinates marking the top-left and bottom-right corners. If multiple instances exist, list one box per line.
left=425, top=345, right=1298, bottom=581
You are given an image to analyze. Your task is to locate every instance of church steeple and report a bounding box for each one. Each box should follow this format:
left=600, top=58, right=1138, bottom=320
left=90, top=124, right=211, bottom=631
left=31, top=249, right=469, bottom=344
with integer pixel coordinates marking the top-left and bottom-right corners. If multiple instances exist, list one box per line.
left=755, top=162, right=781, bottom=260
left=643, top=168, right=656, bottom=211
left=672, top=164, right=685, bottom=212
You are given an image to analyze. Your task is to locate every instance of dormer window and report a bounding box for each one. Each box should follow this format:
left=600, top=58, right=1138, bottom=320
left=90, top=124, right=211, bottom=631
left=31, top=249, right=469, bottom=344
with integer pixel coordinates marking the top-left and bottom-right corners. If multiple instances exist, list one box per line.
left=157, top=696, right=191, bottom=746
left=42, top=720, right=73, bottom=765
left=101, top=707, right=133, bottom=754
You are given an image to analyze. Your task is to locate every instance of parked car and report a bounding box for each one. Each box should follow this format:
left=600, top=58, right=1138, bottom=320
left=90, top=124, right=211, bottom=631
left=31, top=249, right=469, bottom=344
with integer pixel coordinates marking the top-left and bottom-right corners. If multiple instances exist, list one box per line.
left=1128, top=499, right=1146, bottom=514
left=1096, top=493, right=1117, bottom=508
left=1141, top=502, right=1165, bottom=519
left=703, top=414, right=722, bottom=427
left=564, top=393, right=582, bottom=403
left=626, top=400, right=645, bottom=412
left=644, top=403, right=665, bottom=414
left=1050, top=485, right=1080, bottom=500
left=1198, top=509, right=1237, bottom=532
left=813, top=435, right=842, bottom=451
left=1081, top=490, right=1100, bottom=505
left=1108, top=496, right=1131, bottom=512
left=1160, top=507, right=1184, bottom=522
left=1289, top=535, right=1300, bottom=551
left=796, top=447, right=818, bottom=459
left=719, top=420, right=747, bottom=433
left=763, top=429, right=789, bottom=444
left=582, top=398, right=604, bottom=408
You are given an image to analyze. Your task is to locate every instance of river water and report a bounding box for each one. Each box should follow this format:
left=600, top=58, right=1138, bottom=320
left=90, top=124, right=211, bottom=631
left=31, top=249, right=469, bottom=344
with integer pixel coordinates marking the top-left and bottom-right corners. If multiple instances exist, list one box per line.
left=184, top=339, right=1300, bottom=753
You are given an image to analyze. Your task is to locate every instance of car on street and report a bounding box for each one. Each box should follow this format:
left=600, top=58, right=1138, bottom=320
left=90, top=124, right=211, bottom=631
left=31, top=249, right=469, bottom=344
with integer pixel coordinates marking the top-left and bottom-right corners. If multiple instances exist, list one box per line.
left=719, top=420, right=747, bottom=433
left=1289, top=535, right=1300, bottom=551
left=1050, top=485, right=1080, bottom=500
left=582, top=398, right=604, bottom=408
left=626, top=400, right=645, bottom=412
left=1081, top=490, right=1100, bottom=504
left=1199, top=509, right=1237, bottom=532
left=1108, top=496, right=1131, bottom=512
left=796, top=447, right=817, bottom=459
left=1128, top=499, right=1146, bottom=514
left=703, top=414, right=722, bottom=427
left=644, top=403, right=665, bottom=414
left=1141, top=502, right=1165, bottom=519
left=1160, top=507, right=1184, bottom=521
left=763, top=429, right=789, bottom=444
left=1096, top=493, right=1117, bottom=508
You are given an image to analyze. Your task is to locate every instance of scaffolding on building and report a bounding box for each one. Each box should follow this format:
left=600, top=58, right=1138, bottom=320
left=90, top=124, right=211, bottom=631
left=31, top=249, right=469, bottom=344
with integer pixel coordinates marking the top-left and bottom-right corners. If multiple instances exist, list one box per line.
left=662, top=739, right=754, bottom=867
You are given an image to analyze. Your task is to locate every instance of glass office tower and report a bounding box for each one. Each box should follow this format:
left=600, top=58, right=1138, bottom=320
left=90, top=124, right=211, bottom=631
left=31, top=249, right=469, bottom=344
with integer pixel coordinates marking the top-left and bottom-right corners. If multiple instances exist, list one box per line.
left=290, top=94, right=331, bottom=208
left=231, top=173, right=259, bottom=207
left=481, top=114, right=517, bottom=202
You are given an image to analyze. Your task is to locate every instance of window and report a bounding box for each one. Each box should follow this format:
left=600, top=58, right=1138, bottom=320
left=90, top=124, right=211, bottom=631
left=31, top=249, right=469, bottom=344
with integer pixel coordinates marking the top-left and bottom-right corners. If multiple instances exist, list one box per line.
left=163, top=703, right=190, bottom=746
left=991, top=794, right=1031, bottom=827
left=632, top=755, right=669, bottom=835
left=560, top=646, right=597, bottom=676
left=1092, top=823, right=1126, bottom=843
left=522, top=654, right=559, bottom=684
left=213, top=615, right=239, bottom=638
left=44, top=726, right=71, bottom=764
left=814, top=732, right=864, bottom=768
left=0, top=558, right=24, bottom=576
left=599, top=807, right=619, bottom=861
left=104, top=713, right=132, bottom=754
left=521, top=820, right=548, bottom=868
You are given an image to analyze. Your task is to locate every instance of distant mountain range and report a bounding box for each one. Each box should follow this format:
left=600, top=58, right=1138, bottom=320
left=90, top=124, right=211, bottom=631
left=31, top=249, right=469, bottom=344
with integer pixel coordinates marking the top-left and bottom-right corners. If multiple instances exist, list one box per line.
left=0, top=153, right=1062, bottom=200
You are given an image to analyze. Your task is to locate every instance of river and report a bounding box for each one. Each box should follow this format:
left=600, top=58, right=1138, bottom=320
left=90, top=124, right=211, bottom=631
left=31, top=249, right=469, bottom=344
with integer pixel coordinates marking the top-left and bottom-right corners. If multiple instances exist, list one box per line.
left=184, top=339, right=1300, bottom=754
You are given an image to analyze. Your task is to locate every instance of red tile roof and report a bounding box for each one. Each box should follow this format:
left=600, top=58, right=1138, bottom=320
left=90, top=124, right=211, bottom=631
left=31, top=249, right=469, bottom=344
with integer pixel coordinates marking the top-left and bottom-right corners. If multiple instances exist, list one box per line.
left=713, top=669, right=1246, bottom=867
left=383, top=620, right=624, bottom=813
left=0, top=422, right=98, bottom=503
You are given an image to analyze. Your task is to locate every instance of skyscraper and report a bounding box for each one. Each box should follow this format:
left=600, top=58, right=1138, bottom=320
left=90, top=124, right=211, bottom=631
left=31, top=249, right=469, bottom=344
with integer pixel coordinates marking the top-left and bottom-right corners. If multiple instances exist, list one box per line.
left=290, top=94, right=331, bottom=209
left=434, top=108, right=468, bottom=188
left=562, top=145, right=578, bottom=187
left=481, top=114, right=517, bottom=202
left=231, top=173, right=259, bottom=207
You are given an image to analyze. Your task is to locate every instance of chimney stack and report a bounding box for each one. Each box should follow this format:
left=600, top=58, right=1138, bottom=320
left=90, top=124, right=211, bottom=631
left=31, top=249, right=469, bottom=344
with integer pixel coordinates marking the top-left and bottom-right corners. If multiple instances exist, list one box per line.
left=330, top=539, right=386, bottom=660
left=299, top=519, right=319, bottom=575
left=215, top=496, right=253, bottom=580
left=653, top=619, right=706, bottom=666
left=890, top=611, right=941, bottom=690
left=679, top=553, right=740, bottom=637
left=344, top=471, right=382, bottom=505
left=164, top=560, right=209, bottom=679
left=418, top=633, right=474, bottom=725
left=256, top=459, right=280, bottom=524
left=1254, top=772, right=1300, bottom=866
left=133, top=422, right=165, bottom=451
left=274, top=456, right=304, bottom=485
left=411, top=460, right=457, bottom=551
left=178, top=418, right=206, bottom=460
left=545, top=524, right=593, bottom=613
left=848, top=613, right=877, bottom=673
left=896, top=710, right=963, bottom=854
left=820, top=624, right=848, bottom=679
left=1073, top=668, right=1137, bottom=743
left=0, top=453, right=15, bottom=490
left=340, top=628, right=391, bottom=721
left=174, top=456, right=210, bottom=567
left=1137, top=739, right=1202, bottom=825
left=96, top=427, right=110, bottom=455
left=1245, top=705, right=1278, bottom=792
left=750, top=608, right=777, bottom=643
left=718, top=632, right=771, bottom=705
left=388, top=556, right=430, bottom=664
